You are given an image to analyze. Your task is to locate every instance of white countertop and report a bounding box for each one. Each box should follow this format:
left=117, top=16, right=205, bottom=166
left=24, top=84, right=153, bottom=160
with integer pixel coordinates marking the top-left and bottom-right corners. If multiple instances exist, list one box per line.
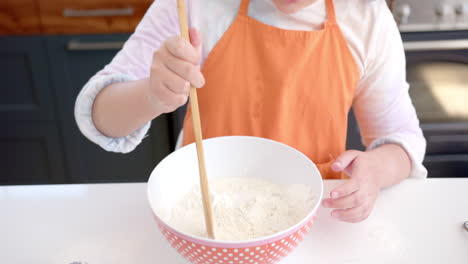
left=1, top=179, right=468, bottom=264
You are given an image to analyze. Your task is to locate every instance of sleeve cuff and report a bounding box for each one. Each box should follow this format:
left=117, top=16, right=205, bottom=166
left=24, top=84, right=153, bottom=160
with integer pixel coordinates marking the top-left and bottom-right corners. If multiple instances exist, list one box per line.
left=368, top=136, right=428, bottom=179
left=74, top=74, right=151, bottom=153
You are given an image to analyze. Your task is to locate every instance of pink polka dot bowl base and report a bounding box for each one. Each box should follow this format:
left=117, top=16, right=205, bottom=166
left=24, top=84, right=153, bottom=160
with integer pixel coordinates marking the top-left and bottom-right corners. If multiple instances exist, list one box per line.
left=147, top=136, right=323, bottom=264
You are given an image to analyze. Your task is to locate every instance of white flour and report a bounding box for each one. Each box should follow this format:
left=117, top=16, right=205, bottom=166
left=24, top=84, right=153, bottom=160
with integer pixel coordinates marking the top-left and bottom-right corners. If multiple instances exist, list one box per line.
left=169, top=177, right=315, bottom=241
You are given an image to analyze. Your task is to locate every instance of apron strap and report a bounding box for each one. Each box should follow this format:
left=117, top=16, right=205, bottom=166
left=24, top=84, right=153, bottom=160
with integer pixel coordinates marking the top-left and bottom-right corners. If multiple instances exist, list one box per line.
left=239, top=0, right=250, bottom=16
left=325, top=0, right=337, bottom=24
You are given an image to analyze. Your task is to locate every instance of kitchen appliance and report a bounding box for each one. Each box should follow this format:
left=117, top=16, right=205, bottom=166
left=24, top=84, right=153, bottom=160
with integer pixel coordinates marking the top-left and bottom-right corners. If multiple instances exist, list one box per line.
left=147, top=136, right=323, bottom=264
left=392, top=0, right=468, bottom=32
left=391, top=0, right=468, bottom=177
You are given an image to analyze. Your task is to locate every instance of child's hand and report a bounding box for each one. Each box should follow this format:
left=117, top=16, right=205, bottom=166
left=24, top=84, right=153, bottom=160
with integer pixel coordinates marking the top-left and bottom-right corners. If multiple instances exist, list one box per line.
left=321, top=150, right=382, bottom=223
left=322, top=144, right=411, bottom=223
left=149, top=28, right=205, bottom=114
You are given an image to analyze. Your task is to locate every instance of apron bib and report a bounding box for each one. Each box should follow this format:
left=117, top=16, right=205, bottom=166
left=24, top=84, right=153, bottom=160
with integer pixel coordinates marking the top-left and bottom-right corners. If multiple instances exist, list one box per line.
left=183, top=0, right=360, bottom=179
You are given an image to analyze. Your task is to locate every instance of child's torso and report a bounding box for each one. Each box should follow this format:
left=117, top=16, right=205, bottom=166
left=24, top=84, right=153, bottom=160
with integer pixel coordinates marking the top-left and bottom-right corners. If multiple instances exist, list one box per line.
left=182, top=0, right=360, bottom=179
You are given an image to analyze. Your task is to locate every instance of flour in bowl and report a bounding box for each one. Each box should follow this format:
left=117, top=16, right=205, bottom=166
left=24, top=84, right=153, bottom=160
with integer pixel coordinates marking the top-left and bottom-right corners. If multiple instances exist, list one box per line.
left=168, top=177, right=315, bottom=241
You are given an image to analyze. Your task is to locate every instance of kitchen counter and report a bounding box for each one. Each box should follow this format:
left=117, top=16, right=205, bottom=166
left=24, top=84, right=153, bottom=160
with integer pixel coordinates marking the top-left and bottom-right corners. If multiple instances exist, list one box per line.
left=1, top=179, right=467, bottom=264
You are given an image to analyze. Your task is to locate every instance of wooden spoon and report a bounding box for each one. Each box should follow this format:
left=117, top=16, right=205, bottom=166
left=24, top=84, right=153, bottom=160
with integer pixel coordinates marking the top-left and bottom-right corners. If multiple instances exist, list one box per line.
left=177, top=0, right=215, bottom=239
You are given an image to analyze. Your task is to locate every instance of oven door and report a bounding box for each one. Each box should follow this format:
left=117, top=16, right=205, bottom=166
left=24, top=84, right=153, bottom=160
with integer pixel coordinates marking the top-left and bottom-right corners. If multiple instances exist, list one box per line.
left=404, top=32, right=468, bottom=177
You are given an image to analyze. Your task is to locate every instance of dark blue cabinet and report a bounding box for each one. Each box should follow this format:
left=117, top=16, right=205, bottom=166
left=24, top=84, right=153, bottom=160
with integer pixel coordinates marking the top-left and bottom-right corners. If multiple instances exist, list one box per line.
left=0, top=36, right=56, bottom=121
left=1, top=122, right=67, bottom=184
left=1, top=36, right=66, bottom=184
left=1, top=35, right=172, bottom=185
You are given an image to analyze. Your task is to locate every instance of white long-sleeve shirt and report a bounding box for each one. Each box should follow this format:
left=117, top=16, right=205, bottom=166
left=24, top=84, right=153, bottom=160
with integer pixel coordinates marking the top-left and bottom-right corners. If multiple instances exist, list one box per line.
left=75, top=0, right=427, bottom=178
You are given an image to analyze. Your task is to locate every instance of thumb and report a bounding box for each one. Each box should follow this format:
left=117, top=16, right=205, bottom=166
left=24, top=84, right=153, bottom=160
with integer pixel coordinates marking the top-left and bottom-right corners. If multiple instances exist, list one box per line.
left=331, top=150, right=361, bottom=173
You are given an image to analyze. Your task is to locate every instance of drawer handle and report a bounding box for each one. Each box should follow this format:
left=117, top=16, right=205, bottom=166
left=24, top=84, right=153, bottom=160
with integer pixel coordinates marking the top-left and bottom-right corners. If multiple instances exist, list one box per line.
left=424, top=154, right=468, bottom=162
left=63, top=7, right=134, bottom=17
left=427, top=134, right=468, bottom=143
left=67, top=40, right=125, bottom=51
left=404, top=39, right=468, bottom=51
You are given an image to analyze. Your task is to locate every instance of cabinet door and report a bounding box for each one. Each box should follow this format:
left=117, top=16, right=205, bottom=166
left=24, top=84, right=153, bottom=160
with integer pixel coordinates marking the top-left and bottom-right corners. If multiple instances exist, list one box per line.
left=0, top=36, right=56, bottom=121
left=0, top=36, right=67, bottom=185
left=1, top=122, right=66, bottom=185
left=46, top=34, right=172, bottom=183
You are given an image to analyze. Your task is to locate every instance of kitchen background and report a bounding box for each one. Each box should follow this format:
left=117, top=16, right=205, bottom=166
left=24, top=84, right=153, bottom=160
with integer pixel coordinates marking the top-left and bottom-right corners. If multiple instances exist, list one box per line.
left=1, top=0, right=467, bottom=185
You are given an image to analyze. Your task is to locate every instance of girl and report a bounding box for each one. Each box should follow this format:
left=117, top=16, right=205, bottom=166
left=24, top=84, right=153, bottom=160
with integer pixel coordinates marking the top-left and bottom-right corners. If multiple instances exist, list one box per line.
left=75, top=0, right=427, bottom=223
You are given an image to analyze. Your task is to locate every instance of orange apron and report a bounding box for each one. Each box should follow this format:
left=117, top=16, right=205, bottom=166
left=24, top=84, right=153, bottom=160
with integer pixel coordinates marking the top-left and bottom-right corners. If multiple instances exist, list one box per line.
left=183, top=0, right=360, bottom=179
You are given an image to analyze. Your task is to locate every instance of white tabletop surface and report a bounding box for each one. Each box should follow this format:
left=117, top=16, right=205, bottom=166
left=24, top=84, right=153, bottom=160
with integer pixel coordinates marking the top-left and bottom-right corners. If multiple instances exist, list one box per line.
left=1, top=179, right=468, bottom=264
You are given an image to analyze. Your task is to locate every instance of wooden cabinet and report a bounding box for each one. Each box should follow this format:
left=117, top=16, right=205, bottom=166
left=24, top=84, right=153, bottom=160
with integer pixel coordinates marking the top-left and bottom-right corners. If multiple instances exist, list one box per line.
left=1, top=35, right=173, bottom=185
left=37, top=0, right=153, bottom=34
left=0, top=0, right=41, bottom=35
left=0, top=0, right=153, bottom=35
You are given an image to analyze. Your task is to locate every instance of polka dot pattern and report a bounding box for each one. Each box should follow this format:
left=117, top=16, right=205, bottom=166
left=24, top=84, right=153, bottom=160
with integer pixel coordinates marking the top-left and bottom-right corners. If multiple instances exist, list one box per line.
left=155, top=215, right=315, bottom=264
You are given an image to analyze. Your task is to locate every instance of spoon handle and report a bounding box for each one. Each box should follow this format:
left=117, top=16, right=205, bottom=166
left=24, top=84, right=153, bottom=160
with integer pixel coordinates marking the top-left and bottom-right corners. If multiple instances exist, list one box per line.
left=177, top=0, right=215, bottom=239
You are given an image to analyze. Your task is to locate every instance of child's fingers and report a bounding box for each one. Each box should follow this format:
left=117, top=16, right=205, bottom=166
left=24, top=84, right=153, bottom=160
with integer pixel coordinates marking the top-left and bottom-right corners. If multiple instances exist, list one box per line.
left=322, top=189, right=366, bottom=209
left=154, top=80, right=188, bottom=110
left=158, top=48, right=205, bottom=88
left=328, top=178, right=360, bottom=199
left=331, top=200, right=371, bottom=222
left=165, top=36, right=201, bottom=65
left=156, top=62, right=191, bottom=95
left=331, top=150, right=361, bottom=173
left=189, top=27, right=202, bottom=48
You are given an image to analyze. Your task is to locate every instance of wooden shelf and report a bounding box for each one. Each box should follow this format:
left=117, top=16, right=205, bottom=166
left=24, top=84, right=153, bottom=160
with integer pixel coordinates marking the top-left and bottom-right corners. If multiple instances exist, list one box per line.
left=0, top=0, right=152, bottom=35
left=38, top=0, right=152, bottom=34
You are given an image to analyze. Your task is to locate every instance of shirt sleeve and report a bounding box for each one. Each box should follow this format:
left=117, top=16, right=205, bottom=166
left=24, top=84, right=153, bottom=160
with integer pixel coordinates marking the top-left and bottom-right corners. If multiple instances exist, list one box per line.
left=74, top=0, right=189, bottom=153
left=352, top=1, right=428, bottom=178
